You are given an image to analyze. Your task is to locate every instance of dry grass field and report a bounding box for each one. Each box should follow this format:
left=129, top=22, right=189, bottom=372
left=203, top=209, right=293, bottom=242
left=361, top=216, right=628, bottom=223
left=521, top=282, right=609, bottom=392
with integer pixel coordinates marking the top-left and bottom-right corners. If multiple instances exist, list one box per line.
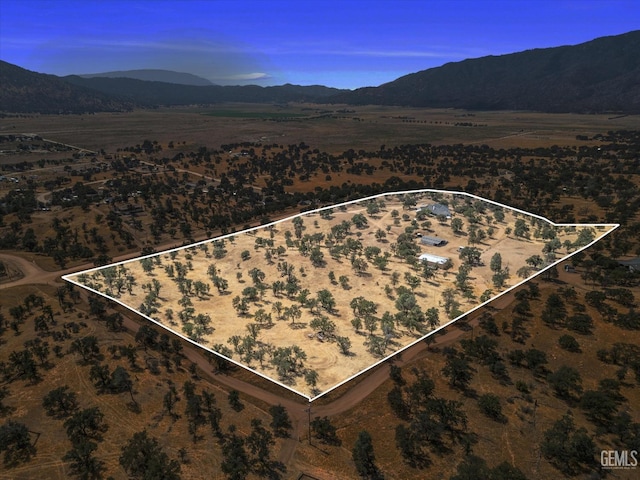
left=66, top=190, right=616, bottom=398
left=3, top=105, right=639, bottom=155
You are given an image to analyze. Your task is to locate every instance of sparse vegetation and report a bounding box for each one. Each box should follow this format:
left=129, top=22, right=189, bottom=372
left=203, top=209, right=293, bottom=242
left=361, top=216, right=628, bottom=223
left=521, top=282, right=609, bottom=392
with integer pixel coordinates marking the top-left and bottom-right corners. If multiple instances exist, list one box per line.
left=66, top=188, right=593, bottom=397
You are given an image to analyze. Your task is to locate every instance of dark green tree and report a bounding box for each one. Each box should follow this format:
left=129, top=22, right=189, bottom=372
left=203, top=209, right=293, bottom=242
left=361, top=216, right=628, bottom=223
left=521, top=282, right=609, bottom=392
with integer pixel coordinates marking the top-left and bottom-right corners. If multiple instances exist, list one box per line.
left=580, top=390, right=618, bottom=427
left=317, top=289, right=336, bottom=313
left=311, top=416, right=341, bottom=445
left=451, top=455, right=527, bottom=480
left=387, top=386, right=409, bottom=420
left=119, top=430, right=181, bottom=480
left=450, top=455, right=491, bottom=480
left=135, top=325, right=158, bottom=351
left=0, top=387, right=15, bottom=417
left=395, top=423, right=430, bottom=468
left=558, top=334, right=581, bottom=352
left=42, top=385, right=79, bottom=418
left=163, top=385, right=180, bottom=420
left=110, top=365, right=137, bottom=406
left=490, top=253, right=502, bottom=273
left=184, top=393, right=206, bottom=442
left=524, top=348, right=548, bottom=375
left=269, top=405, right=292, bottom=438
left=63, top=439, right=105, bottom=480
left=70, top=336, right=101, bottom=364
left=64, top=407, right=108, bottom=445
left=547, top=366, right=583, bottom=401
left=541, top=413, right=596, bottom=475
left=221, top=428, right=250, bottom=480
left=442, top=354, right=474, bottom=391
left=227, top=390, right=244, bottom=412
left=89, top=364, right=111, bottom=393
left=566, top=313, right=594, bottom=334
left=7, top=349, right=39, bottom=383
left=352, top=430, right=382, bottom=479
left=0, top=420, right=36, bottom=467
left=490, top=462, right=528, bottom=480
left=477, top=394, right=504, bottom=422
left=245, top=418, right=275, bottom=472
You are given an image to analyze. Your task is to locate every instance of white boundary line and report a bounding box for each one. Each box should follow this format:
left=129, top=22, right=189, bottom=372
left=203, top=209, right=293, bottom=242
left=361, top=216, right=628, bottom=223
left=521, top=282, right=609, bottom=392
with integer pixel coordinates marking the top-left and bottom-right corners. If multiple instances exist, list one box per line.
left=62, top=188, right=619, bottom=403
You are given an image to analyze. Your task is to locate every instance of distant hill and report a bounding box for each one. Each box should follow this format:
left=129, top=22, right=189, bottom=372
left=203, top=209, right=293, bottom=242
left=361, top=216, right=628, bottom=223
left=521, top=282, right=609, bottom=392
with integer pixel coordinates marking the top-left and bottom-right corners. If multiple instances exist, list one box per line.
left=78, top=69, right=215, bottom=86
left=3, top=31, right=638, bottom=114
left=0, top=61, right=134, bottom=114
left=0, top=60, right=345, bottom=113
left=62, top=76, right=345, bottom=106
left=331, top=31, right=640, bottom=113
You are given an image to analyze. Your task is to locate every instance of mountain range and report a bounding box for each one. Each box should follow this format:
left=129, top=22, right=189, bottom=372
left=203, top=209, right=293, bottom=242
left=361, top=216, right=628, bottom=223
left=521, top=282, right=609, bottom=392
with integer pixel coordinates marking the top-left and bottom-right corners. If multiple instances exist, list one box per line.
left=0, top=60, right=135, bottom=114
left=77, top=69, right=215, bottom=86
left=334, top=30, right=640, bottom=113
left=1, top=30, right=639, bottom=114
left=62, top=75, right=343, bottom=107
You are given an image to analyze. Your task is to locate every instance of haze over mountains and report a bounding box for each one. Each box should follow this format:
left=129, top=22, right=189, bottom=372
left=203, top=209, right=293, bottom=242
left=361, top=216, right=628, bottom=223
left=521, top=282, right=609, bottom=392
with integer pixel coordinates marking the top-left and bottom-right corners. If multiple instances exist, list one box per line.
left=1, top=31, right=639, bottom=114
left=63, top=75, right=343, bottom=109
left=78, top=69, right=215, bottom=86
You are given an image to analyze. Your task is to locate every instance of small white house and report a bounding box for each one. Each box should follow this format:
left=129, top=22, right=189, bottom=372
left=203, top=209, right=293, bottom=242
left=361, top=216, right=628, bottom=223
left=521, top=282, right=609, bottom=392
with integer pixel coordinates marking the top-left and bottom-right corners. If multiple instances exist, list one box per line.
left=419, top=253, right=451, bottom=268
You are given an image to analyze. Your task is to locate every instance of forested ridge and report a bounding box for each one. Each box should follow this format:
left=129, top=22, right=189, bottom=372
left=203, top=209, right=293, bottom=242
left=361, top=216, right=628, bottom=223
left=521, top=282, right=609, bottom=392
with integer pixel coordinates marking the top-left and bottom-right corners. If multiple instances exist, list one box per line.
left=334, top=31, right=640, bottom=113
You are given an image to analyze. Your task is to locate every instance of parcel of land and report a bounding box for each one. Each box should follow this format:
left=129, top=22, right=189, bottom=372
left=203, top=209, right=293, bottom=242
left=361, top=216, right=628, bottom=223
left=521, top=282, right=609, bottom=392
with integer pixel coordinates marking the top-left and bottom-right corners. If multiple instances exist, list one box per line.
left=65, top=190, right=617, bottom=398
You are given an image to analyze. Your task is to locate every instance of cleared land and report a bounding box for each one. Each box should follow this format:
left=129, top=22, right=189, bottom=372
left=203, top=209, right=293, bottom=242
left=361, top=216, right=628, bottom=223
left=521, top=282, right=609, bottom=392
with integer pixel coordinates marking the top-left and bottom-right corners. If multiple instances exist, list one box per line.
left=65, top=189, right=616, bottom=398
left=3, top=105, right=639, bottom=155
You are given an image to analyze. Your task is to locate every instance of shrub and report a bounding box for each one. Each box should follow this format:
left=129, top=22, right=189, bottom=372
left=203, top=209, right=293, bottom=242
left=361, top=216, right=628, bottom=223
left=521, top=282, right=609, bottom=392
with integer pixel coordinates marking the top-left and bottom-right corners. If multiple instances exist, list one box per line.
left=559, top=334, right=581, bottom=352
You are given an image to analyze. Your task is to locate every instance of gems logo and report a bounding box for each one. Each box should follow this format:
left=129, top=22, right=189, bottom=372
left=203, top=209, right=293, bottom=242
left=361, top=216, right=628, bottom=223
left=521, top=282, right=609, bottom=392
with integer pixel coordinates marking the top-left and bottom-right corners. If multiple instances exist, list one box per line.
left=601, top=450, right=638, bottom=470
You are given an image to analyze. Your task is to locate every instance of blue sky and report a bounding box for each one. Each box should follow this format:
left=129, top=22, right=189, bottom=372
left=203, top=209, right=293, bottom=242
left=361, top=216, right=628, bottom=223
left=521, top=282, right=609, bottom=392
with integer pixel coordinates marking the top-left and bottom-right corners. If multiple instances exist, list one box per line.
left=1, top=0, right=637, bottom=89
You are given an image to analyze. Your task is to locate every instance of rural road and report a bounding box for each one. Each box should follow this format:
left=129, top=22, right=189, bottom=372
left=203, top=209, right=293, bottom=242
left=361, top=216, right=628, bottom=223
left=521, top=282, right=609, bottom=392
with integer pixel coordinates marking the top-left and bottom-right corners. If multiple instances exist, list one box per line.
left=0, top=228, right=222, bottom=290
left=40, top=137, right=97, bottom=155
left=0, top=249, right=518, bottom=466
left=138, top=159, right=264, bottom=194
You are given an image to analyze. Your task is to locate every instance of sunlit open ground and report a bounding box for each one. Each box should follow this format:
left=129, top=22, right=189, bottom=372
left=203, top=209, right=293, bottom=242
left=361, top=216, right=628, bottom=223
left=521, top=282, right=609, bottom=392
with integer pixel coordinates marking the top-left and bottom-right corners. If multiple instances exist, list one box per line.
left=64, top=189, right=618, bottom=400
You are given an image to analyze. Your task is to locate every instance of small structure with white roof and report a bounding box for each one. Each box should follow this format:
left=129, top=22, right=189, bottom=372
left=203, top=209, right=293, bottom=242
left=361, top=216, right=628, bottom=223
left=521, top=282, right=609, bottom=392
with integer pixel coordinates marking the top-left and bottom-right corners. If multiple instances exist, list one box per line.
left=419, top=253, right=451, bottom=268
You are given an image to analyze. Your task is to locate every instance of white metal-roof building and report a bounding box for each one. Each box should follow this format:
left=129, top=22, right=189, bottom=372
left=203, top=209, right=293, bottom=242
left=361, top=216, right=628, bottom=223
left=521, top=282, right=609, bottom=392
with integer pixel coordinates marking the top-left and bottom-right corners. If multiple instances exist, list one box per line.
left=419, top=253, right=451, bottom=267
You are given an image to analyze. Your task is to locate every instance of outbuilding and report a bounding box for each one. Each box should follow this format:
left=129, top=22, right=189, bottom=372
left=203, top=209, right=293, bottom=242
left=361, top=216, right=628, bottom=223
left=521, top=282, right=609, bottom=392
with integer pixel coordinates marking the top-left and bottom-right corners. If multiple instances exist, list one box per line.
left=420, top=235, right=447, bottom=247
left=419, top=253, right=451, bottom=268
left=418, top=203, right=452, bottom=219
left=618, top=258, right=640, bottom=273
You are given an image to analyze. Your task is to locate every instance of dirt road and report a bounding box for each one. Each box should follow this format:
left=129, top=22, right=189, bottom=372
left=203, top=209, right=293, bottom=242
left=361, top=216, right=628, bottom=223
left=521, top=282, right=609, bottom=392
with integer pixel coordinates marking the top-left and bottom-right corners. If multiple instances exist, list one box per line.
left=0, top=233, right=213, bottom=290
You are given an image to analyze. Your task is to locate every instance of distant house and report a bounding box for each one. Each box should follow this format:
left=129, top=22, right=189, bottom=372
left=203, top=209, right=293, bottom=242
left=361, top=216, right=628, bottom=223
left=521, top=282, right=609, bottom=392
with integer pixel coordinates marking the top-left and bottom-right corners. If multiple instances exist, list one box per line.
left=418, top=203, right=452, bottom=219
left=618, top=258, right=640, bottom=273
left=419, top=253, right=451, bottom=268
left=116, top=204, right=144, bottom=216
left=420, top=235, right=447, bottom=247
